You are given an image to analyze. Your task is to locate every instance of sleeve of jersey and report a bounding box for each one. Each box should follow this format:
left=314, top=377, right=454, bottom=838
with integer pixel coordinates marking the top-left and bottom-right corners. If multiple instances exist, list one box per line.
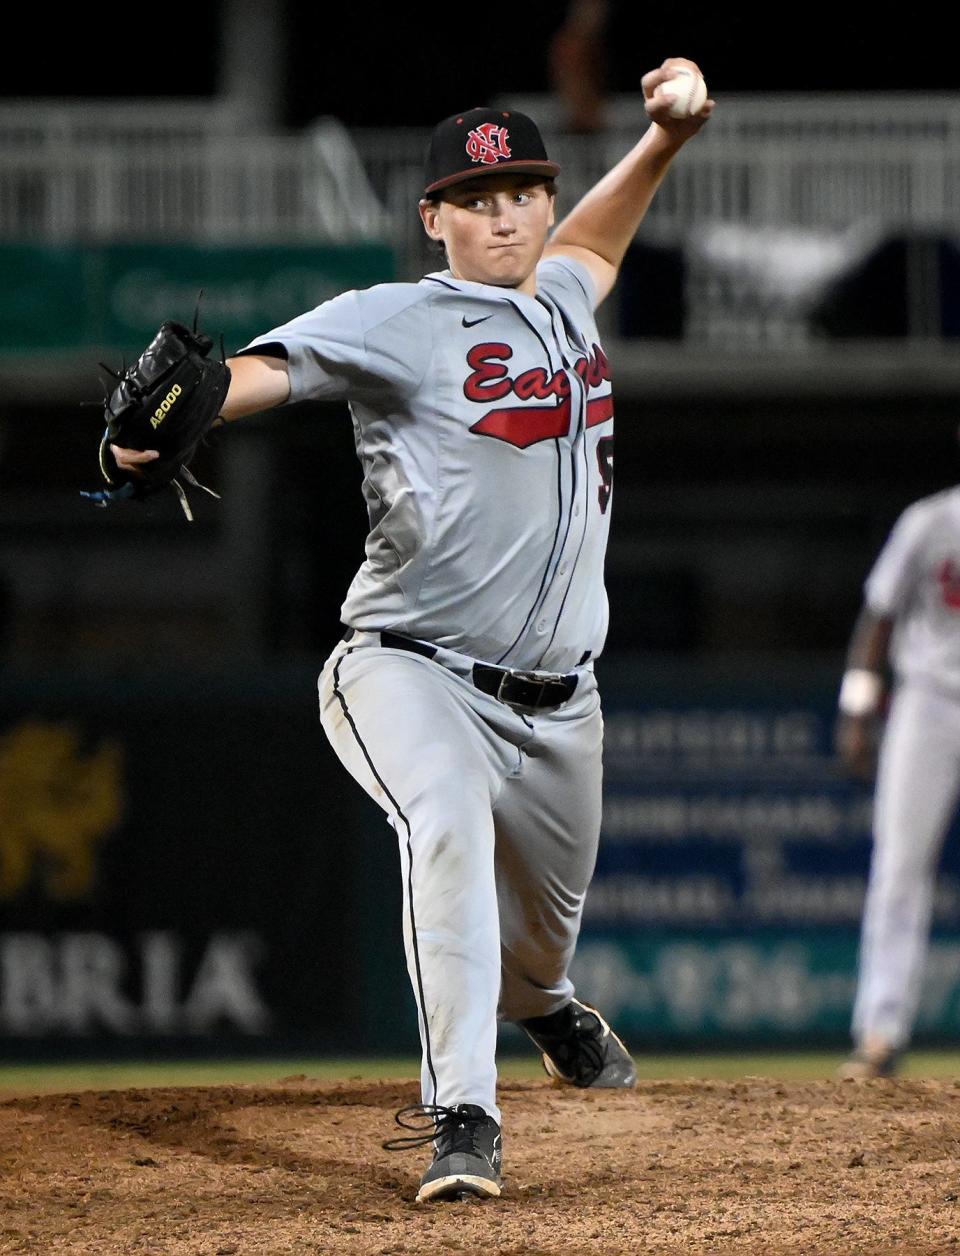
left=535, top=255, right=598, bottom=315
left=864, top=504, right=928, bottom=617
left=237, top=286, right=431, bottom=404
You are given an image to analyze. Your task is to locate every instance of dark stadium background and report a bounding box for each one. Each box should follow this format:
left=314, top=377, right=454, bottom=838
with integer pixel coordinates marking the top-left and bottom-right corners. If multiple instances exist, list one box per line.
left=5, top=3, right=954, bottom=118
left=2, top=0, right=960, bottom=1082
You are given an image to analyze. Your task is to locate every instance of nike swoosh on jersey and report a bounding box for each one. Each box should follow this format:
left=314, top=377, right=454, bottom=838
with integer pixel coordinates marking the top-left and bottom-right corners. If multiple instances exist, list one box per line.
left=462, top=315, right=492, bottom=328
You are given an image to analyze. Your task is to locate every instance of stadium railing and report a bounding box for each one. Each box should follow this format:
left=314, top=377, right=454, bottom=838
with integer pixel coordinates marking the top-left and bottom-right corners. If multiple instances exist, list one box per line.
left=2, top=94, right=960, bottom=357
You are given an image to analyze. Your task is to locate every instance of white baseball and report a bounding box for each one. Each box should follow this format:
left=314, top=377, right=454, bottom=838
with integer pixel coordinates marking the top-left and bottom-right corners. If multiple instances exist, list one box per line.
left=654, top=66, right=708, bottom=119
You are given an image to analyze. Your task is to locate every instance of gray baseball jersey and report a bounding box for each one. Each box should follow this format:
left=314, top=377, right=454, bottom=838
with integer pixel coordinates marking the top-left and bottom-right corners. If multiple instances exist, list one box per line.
left=851, top=484, right=960, bottom=1052
left=241, top=254, right=615, bottom=1121
left=241, top=256, right=614, bottom=672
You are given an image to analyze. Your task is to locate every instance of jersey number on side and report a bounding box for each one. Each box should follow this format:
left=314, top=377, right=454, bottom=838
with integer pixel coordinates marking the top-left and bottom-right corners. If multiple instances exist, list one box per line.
left=596, top=435, right=614, bottom=514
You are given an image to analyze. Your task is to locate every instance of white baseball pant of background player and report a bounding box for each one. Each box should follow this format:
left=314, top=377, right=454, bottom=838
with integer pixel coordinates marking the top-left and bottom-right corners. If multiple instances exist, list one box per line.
left=837, top=483, right=960, bottom=1078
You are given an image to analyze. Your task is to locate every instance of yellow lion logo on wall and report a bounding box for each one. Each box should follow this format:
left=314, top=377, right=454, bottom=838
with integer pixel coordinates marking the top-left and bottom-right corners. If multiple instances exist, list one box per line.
left=0, top=720, right=123, bottom=900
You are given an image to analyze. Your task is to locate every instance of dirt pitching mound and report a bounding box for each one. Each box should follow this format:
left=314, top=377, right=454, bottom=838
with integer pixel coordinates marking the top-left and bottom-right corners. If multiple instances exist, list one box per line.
left=2, top=1075, right=959, bottom=1254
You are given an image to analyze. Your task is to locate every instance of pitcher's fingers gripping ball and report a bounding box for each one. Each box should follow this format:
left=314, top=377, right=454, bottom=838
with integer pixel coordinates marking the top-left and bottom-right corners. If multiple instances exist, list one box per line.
left=81, top=319, right=231, bottom=520
left=643, top=58, right=714, bottom=130
left=654, top=65, right=708, bottom=118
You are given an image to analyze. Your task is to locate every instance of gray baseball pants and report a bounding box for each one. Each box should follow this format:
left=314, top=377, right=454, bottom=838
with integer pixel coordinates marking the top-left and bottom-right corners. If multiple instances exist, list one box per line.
left=319, top=631, right=603, bottom=1123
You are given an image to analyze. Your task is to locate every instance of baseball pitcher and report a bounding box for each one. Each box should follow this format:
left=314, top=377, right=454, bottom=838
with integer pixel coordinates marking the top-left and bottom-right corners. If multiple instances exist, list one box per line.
left=97, top=59, right=713, bottom=1200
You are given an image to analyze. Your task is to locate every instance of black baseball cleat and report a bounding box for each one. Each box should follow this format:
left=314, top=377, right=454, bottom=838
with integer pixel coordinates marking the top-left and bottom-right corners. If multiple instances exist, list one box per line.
left=519, top=998, right=637, bottom=1088
left=383, top=1103, right=502, bottom=1202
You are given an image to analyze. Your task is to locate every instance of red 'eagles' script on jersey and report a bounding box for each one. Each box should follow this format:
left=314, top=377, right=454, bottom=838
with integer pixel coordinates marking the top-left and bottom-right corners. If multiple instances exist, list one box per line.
left=464, top=342, right=613, bottom=448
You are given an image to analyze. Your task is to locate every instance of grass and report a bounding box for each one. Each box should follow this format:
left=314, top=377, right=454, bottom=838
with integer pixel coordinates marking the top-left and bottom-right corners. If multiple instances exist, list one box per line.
left=0, top=1050, right=958, bottom=1096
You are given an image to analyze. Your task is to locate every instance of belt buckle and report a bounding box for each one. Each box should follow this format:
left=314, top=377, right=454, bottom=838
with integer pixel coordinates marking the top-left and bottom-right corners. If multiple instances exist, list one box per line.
left=497, top=668, right=553, bottom=710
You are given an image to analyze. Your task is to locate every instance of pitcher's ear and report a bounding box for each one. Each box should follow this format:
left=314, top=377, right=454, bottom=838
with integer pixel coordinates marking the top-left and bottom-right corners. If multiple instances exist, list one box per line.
left=419, top=198, right=444, bottom=240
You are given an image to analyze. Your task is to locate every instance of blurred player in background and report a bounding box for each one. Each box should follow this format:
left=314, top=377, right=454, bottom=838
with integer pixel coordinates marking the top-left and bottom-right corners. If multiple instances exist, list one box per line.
left=835, top=471, right=960, bottom=1078
left=548, top=0, right=611, bottom=134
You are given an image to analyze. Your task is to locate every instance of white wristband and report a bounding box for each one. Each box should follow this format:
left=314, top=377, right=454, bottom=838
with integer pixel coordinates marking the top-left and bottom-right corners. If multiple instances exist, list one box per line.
left=838, top=669, right=884, bottom=717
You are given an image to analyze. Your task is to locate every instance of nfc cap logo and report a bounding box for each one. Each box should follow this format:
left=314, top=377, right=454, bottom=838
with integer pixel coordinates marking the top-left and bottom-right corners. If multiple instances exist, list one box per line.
left=465, top=123, right=511, bottom=167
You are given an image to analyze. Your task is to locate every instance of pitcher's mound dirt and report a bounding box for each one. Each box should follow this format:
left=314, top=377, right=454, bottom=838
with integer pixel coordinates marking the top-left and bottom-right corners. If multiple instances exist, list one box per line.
left=2, top=1075, right=959, bottom=1254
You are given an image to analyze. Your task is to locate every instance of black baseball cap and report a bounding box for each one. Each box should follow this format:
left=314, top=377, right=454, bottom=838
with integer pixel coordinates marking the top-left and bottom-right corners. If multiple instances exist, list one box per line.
left=423, top=107, right=560, bottom=196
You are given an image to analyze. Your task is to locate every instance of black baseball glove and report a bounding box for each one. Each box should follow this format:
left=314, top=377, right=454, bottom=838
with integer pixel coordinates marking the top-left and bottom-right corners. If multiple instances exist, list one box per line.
left=82, top=319, right=232, bottom=520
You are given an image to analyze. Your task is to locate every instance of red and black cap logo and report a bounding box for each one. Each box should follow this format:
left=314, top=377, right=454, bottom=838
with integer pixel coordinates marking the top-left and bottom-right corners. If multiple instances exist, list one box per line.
left=423, top=107, right=560, bottom=196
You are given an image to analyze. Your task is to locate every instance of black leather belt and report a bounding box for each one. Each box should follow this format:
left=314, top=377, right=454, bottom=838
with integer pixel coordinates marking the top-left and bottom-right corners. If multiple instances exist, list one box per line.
left=342, top=627, right=579, bottom=711
left=472, top=662, right=578, bottom=710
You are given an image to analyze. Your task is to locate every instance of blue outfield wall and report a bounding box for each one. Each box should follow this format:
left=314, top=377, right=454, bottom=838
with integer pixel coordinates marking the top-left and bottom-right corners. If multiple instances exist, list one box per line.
left=2, top=654, right=960, bottom=1058
left=569, top=655, right=960, bottom=1048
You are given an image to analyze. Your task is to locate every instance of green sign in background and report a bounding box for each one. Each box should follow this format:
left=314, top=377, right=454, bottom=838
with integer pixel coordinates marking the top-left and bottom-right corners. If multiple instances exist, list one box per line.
left=0, top=243, right=394, bottom=353
left=568, top=932, right=960, bottom=1045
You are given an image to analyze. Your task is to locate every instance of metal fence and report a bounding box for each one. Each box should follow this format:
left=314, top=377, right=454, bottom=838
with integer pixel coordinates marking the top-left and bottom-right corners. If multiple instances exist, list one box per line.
left=0, top=101, right=388, bottom=243
left=4, top=94, right=960, bottom=348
